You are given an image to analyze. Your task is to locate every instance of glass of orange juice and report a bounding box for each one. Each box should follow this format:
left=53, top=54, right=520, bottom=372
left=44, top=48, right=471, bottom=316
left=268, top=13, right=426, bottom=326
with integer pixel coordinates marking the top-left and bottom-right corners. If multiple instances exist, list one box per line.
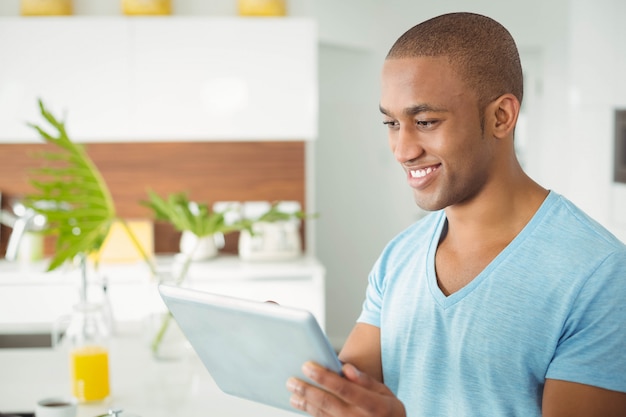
left=54, top=303, right=111, bottom=403
left=70, top=345, right=110, bottom=402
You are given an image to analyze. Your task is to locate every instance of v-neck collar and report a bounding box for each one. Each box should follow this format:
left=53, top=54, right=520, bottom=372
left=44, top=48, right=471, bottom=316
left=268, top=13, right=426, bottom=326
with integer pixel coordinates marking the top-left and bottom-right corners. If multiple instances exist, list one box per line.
left=425, top=191, right=557, bottom=309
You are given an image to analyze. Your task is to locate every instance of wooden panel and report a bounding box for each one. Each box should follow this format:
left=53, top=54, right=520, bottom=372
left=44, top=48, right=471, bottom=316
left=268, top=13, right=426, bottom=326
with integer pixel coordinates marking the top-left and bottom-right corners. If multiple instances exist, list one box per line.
left=0, top=141, right=305, bottom=256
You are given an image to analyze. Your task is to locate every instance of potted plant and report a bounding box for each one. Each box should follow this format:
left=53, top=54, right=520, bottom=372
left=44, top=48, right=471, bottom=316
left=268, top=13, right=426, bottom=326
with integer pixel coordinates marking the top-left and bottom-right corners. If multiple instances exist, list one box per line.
left=237, top=201, right=315, bottom=261
left=142, top=190, right=242, bottom=264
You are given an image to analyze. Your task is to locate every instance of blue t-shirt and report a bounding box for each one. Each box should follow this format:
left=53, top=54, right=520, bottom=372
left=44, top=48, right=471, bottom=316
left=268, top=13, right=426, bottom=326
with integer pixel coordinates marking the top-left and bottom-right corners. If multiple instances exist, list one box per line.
left=358, top=191, right=626, bottom=417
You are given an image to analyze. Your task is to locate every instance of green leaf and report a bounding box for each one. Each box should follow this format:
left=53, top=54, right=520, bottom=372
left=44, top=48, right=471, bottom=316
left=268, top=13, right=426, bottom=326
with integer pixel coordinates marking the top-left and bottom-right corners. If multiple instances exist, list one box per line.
left=141, top=190, right=235, bottom=238
left=23, top=99, right=117, bottom=271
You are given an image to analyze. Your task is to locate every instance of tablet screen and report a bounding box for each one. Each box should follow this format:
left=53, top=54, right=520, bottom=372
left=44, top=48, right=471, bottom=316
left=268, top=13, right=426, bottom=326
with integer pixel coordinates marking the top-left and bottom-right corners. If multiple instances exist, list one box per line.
left=159, top=284, right=342, bottom=414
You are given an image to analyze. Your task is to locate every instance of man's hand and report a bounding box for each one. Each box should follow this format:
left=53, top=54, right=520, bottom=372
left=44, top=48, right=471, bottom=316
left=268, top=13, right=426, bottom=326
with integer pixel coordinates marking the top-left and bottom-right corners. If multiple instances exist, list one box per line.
left=286, top=361, right=406, bottom=417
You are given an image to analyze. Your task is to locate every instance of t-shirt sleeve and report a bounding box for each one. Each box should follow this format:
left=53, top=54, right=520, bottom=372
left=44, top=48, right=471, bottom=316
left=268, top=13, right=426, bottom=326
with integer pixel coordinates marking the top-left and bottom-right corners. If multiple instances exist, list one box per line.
left=545, top=250, right=626, bottom=393
left=356, top=257, right=385, bottom=328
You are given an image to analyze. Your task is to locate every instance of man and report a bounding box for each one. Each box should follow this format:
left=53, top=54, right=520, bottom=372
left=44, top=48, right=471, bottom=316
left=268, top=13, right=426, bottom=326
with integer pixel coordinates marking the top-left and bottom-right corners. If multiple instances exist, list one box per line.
left=286, top=12, right=626, bottom=417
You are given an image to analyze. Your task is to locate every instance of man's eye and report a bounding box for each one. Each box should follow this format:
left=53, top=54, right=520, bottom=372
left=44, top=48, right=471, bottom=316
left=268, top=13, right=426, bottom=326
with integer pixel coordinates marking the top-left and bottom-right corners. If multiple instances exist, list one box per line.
left=416, top=120, right=437, bottom=128
left=383, top=120, right=398, bottom=128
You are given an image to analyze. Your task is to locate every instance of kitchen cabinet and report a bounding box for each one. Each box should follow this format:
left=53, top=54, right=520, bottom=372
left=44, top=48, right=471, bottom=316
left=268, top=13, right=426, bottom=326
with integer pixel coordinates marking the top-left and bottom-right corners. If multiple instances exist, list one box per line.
left=0, top=17, right=317, bottom=143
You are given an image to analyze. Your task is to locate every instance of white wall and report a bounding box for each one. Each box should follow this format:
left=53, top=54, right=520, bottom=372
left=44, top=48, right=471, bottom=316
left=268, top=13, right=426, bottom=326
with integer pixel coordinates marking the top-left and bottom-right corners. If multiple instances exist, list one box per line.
left=315, top=43, right=422, bottom=347
left=565, top=0, right=626, bottom=241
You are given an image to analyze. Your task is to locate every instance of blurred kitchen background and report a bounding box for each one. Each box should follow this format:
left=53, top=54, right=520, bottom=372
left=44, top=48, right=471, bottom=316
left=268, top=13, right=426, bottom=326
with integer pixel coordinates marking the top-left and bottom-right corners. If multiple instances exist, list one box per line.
left=1, top=0, right=625, bottom=351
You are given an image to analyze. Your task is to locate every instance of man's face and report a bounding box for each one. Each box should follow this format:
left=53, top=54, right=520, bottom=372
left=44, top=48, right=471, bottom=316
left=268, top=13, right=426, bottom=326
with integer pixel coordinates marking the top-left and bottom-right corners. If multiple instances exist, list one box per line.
left=380, top=56, right=496, bottom=211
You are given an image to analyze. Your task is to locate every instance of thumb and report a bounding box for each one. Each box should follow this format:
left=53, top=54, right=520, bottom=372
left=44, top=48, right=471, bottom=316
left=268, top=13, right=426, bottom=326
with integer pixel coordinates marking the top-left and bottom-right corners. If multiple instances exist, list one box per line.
left=342, top=363, right=393, bottom=395
left=342, top=363, right=364, bottom=382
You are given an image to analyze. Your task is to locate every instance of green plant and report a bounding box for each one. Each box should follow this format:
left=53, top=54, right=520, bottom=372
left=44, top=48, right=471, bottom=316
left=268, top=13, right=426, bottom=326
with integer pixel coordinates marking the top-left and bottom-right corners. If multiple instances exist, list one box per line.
left=141, top=190, right=242, bottom=239
left=24, top=99, right=155, bottom=274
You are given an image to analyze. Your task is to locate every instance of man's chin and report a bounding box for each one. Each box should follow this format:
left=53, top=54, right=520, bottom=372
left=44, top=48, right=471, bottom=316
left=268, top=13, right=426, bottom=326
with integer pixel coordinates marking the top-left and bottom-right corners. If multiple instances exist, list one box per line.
left=413, top=194, right=444, bottom=212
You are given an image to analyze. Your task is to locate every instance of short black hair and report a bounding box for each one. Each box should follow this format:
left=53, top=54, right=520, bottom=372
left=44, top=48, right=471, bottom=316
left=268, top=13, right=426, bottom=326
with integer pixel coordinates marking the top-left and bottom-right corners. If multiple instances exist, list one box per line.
left=387, top=12, right=524, bottom=110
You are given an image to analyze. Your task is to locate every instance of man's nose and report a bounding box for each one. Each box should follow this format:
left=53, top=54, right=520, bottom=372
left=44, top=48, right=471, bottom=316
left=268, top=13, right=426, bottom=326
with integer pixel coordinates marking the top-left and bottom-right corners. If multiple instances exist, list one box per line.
left=392, top=126, right=423, bottom=164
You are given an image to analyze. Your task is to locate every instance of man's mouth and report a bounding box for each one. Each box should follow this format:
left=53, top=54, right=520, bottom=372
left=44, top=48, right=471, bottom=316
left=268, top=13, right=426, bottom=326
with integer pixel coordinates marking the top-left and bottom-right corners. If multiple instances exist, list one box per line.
left=409, top=164, right=440, bottom=178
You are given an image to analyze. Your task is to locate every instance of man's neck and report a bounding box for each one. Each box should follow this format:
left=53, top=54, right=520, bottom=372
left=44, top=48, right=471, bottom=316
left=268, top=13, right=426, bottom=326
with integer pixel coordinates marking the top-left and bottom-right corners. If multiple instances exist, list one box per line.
left=435, top=180, right=548, bottom=296
left=442, top=179, right=548, bottom=249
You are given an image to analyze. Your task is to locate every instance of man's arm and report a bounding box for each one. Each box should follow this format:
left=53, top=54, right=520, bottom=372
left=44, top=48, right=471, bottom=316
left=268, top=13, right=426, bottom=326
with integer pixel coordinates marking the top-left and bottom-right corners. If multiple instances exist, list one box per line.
left=543, top=379, right=626, bottom=416
left=338, top=322, right=383, bottom=381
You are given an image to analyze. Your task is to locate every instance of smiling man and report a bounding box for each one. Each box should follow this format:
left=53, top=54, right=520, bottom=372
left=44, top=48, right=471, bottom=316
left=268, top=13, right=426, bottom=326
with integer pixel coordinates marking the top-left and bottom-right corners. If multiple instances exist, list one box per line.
left=286, top=12, right=626, bottom=417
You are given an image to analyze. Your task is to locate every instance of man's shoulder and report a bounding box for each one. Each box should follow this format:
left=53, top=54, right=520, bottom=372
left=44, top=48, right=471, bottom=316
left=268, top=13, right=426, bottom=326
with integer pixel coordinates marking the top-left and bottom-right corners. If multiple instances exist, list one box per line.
left=543, top=193, right=625, bottom=253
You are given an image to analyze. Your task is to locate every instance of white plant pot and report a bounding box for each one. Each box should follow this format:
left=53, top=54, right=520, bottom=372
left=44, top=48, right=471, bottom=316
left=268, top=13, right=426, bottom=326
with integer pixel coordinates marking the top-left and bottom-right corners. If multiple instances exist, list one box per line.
left=238, top=220, right=301, bottom=261
left=179, top=231, right=219, bottom=261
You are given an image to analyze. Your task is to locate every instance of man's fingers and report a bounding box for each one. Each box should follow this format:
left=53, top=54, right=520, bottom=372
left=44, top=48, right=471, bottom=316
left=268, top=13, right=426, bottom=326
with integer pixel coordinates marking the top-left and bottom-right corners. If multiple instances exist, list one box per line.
left=287, top=376, right=347, bottom=417
left=307, top=361, right=394, bottom=400
left=303, top=362, right=390, bottom=409
left=287, top=362, right=405, bottom=417
left=342, top=362, right=387, bottom=391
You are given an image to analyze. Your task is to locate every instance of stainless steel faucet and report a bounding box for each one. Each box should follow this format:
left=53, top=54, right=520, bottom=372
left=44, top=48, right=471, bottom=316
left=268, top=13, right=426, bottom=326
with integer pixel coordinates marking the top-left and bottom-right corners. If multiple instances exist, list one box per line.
left=0, top=199, right=47, bottom=261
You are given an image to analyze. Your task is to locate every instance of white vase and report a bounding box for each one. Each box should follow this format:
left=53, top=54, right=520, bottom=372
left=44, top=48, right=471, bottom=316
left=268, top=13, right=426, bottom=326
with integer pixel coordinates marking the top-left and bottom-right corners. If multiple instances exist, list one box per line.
left=144, top=273, right=190, bottom=361
left=145, top=310, right=189, bottom=361
left=179, top=231, right=219, bottom=261
left=238, top=220, right=301, bottom=261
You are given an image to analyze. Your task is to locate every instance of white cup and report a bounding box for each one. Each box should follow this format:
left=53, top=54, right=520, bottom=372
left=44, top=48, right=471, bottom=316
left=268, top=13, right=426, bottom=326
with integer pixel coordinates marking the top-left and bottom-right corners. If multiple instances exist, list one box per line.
left=35, top=397, right=77, bottom=417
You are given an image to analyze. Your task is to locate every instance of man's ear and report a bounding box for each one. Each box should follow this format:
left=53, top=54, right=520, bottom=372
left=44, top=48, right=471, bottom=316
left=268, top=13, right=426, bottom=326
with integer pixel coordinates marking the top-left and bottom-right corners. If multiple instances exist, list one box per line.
left=489, top=93, right=520, bottom=139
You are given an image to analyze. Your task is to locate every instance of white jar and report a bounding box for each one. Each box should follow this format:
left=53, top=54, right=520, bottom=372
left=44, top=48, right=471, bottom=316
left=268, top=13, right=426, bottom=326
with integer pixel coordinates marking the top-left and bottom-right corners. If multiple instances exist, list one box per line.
left=179, top=230, right=220, bottom=261
left=238, top=220, right=301, bottom=261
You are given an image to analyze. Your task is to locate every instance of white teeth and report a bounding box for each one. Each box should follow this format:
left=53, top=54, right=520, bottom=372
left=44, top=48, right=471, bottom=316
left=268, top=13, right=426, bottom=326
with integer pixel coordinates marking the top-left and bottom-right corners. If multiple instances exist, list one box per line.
left=410, top=167, right=434, bottom=178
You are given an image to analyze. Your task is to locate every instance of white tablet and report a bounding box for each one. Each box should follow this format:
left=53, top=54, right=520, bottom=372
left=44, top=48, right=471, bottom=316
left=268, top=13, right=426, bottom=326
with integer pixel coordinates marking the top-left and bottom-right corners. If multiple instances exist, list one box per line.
left=158, top=284, right=343, bottom=414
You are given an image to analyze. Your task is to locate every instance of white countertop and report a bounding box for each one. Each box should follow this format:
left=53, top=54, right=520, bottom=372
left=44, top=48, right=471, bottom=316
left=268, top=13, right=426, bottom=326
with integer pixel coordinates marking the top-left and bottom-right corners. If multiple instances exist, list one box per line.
left=0, top=323, right=301, bottom=417
left=0, top=255, right=325, bottom=416
left=0, top=254, right=326, bottom=332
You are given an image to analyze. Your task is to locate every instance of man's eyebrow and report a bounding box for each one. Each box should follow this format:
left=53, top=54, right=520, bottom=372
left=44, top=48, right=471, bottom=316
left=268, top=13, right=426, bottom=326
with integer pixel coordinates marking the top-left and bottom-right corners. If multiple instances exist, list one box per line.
left=379, top=104, right=447, bottom=116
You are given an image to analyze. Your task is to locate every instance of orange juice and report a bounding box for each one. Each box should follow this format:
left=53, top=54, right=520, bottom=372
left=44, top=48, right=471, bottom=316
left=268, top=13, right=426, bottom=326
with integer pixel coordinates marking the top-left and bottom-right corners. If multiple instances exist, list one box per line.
left=70, top=345, right=110, bottom=402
